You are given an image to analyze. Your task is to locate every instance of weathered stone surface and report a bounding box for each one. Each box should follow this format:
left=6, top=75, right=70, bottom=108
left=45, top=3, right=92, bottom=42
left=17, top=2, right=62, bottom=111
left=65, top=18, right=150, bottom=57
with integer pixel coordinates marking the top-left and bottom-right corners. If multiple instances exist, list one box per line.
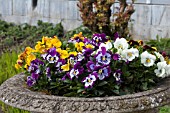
left=0, top=73, right=169, bottom=113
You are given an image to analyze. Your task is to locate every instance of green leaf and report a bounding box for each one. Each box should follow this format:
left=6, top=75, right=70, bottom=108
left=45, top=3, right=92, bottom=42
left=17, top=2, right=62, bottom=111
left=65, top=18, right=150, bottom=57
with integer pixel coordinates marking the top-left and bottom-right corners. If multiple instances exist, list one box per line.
left=77, top=89, right=85, bottom=93
left=98, top=81, right=108, bottom=86
left=97, top=90, right=105, bottom=96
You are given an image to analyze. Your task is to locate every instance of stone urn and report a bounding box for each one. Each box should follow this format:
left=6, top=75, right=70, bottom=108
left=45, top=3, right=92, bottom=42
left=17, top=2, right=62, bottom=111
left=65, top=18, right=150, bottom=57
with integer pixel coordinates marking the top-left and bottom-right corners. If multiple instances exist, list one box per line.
left=0, top=73, right=169, bottom=113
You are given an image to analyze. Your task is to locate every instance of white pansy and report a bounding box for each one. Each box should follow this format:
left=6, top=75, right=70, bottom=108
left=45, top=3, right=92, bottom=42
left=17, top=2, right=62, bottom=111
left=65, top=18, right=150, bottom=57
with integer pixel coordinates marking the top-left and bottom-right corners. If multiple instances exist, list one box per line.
left=121, top=48, right=139, bottom=61
left=141, top=51, right=156, bottom=67
left=154, top=51, right=164, bottom=62
left=96, top=42, right=112, bottom=54
left=114, top=38, right=129, bottom=50
left=154, top=61, right=167, bottom=78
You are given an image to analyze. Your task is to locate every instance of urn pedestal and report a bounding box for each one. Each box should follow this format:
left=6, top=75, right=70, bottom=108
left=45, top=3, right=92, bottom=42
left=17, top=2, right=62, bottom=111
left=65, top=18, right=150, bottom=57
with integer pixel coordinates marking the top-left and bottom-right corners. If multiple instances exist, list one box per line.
left=0, top=73, right=169, bottom=113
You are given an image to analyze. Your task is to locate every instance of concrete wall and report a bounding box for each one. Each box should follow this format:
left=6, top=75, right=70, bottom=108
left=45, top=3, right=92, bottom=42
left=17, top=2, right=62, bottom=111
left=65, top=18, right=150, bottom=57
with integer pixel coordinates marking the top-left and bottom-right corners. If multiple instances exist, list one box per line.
left=0, top=0, right=170, bottom=40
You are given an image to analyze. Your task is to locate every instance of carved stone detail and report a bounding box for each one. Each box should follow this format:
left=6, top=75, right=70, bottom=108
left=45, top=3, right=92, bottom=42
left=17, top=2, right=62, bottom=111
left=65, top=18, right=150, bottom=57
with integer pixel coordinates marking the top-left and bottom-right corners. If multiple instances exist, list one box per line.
left=0, top=73, right=169, bottom=113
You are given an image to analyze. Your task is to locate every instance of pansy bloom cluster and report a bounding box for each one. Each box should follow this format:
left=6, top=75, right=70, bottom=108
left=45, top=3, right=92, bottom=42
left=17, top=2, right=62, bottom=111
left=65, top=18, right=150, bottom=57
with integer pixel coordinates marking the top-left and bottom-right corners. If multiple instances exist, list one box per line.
left=15, top=32, right=170, bottom=97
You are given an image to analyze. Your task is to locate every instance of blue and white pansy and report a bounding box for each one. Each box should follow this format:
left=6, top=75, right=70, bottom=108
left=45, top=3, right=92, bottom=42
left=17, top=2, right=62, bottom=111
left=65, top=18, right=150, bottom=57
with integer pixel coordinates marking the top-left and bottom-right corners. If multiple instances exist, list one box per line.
left=95, top=47, right=111, bottom=65
left=95, top=66, right=111, bottom=80
left=68, top=62, right=84, bottom=79
left=141, top=51, right=156, bottom=67
left=82, top=73, right=97, bottom=88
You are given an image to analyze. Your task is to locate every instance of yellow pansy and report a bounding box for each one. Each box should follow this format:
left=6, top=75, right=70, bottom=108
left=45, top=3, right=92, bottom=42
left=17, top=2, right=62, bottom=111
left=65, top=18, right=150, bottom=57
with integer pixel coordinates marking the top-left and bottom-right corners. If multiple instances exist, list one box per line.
left=69, top=51, right=78, bottom=56
left=26, top=54, right=36, bottom=66
left=75, top=42, right=85, bottom=52
left=85, top=44, right=94, bottom=49
left=72, top=32, right=84, bottom=41
left=61, top=60, right=70, bottom=71
left=41, top=36, right=49, bottom=44
left=24, top=64, right=29, bottom=70
left=51, top=36, right=62, bottom=48
left=57, top=48, right=69, bottom=59
left=35, top=43, right=46, bottom=53
left=18, top=52, right=27, bottom=60
left=25, top=47, right=34, bottom=55
left=46, top=38, right=53, bottom=49
left=15, top=64, right=22, bottom=70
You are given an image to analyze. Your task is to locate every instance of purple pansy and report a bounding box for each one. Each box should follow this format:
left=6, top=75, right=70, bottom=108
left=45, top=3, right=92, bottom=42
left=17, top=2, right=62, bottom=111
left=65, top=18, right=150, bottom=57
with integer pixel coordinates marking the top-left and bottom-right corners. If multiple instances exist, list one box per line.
left=95, top=47, right=111, bottom=65
left=56, top=59, right=66, bottom=68
left=112, top=54, right=120, bottom=60
left=68, top=62, right=84, bottom=80
left=91, top=33, right=108, bottom=47
left=95, top=66, right=111, bottom=80
left=86, top=61, right=96, bottom=72
left=28, top=59, right=44, bottom=74
left=27, top=76, right=36, bottom=87
left=113, top=69, right=123, bottom=84
left=77, top=52, right=84, bottom=62
left=31, top=73, right=39, bottom=80
left=43, top=47, right=60, bottom=63
left=83, top=48, right=93, bottom=58
left=82, top=73, right=97, bottom=88
left=83, top=37, right=91, bottom=44
left=69, top=55, right=77, bottom=66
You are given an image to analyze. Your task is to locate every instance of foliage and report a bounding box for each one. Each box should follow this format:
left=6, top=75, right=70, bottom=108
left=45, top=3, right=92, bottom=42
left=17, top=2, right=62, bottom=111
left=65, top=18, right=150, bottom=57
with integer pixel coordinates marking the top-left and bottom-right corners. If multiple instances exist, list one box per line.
left=15, top=32, right=170, bottom=97
left=0, top=20, right=64, bottom=53
left=0, top=50, right=29, bottom=113
left=0, top=50, right=21, bottom=84
left=0, top=101, right=29, bottom=113
left=146, top=35, right=170, bottom=55
left=159, top=105, right=170, bottom=113
left=78, top=0, right=135, bottom=38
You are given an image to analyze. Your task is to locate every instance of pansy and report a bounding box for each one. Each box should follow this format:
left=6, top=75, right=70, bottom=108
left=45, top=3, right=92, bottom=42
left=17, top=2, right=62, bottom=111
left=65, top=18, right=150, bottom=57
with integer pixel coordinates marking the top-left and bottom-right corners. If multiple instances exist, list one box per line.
left=113, top=69, right=123, bottom=83
left=121, top=48, right=139, bottom=61
left=82, top=48, right=93, bottom=58
left=86, top=61, right=96, bottom=72
left=95, top=47, right=111, bottom=65
left=31, top=73, right=40, bottom=80
left=91, top=33, right=107, bottom=47
left=71, top=32, right=84, bottom=42
left=82, top=73, right=97, bottom=88
left=154, top=51, right=165, bottom=62
left=28, top=59, right=44, bottom=74
left=112, top=54, right=121, bottom=60
left=26, top=54, right=36, bottom=66
left=77, top=52, right=84, bottom=61
left=96, top=42, right=112, bottom=54
left=27, top=76, right=36, bottom=87
left=69, top=55, right=77, bottom=66
left=154, top=61, right=167, bottom=78
left=141, top=51, right=156, bottom=67
left=95, top=66, right=111, bottom=80
left=75, top=42, right=85, bottom=52
left=46, top=48, right=59, bottom=63
left=61, top=59, right=71, bottom=72
left=68, top=62, right=84, bottom=79
left=114, top=38, right=129, bottom=51
left=56, top=48, right=69, bottom=59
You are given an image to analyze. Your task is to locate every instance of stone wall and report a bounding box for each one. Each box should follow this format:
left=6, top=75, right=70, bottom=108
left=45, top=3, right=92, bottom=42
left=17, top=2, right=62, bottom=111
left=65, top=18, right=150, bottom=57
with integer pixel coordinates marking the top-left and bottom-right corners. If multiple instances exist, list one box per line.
left=0, top=0, right=170, bottom=40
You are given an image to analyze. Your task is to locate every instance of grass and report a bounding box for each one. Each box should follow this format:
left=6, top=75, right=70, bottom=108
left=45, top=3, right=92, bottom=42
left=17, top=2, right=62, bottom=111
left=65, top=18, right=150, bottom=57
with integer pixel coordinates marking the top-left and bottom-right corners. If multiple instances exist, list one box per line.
left=0, top=50, right=30, bottom=113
